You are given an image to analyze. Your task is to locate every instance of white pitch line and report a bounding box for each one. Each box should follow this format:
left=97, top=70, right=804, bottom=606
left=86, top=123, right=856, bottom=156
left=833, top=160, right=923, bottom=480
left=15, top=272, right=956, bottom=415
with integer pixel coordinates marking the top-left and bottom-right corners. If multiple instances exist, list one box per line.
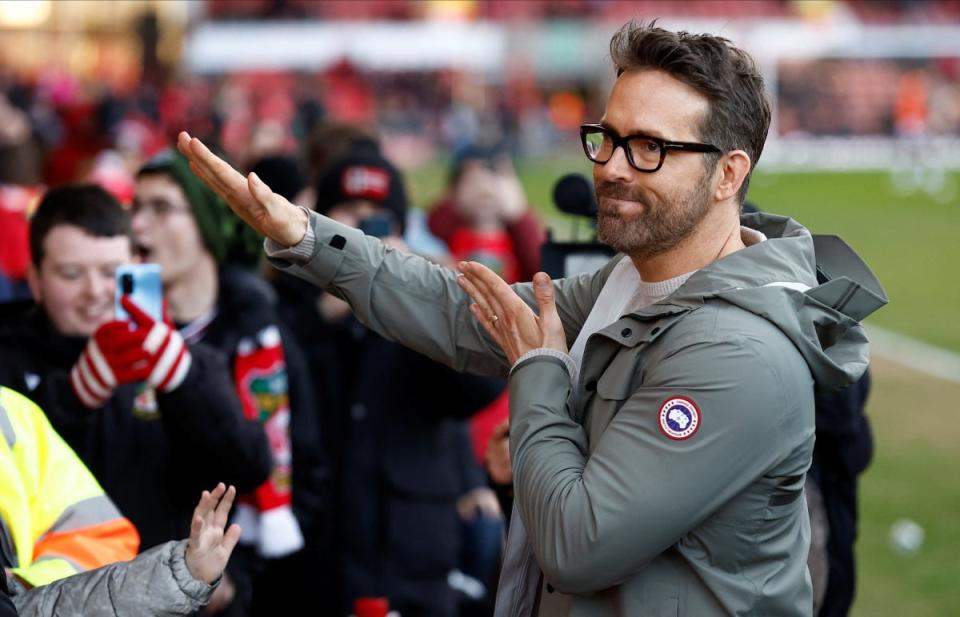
left=866, top=326, right=960, bottom=384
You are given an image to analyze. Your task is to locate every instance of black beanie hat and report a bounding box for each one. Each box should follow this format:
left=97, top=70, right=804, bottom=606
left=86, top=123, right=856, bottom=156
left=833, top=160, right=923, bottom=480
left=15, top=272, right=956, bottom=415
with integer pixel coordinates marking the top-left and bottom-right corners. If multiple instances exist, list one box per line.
left=249, top=156, right=305, bottom=203
left=314, top=145, right=408, bottom=232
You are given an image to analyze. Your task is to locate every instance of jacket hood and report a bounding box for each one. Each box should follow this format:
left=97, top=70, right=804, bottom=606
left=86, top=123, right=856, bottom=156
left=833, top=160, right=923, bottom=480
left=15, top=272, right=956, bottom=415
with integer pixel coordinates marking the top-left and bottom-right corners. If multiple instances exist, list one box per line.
left=663, top=212, right=887, bottom=392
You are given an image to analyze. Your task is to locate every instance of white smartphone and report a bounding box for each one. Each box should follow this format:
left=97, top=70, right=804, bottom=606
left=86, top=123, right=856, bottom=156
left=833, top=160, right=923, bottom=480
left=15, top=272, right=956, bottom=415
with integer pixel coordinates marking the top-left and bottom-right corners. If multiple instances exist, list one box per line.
left=115, top=264, right=163, bottom=323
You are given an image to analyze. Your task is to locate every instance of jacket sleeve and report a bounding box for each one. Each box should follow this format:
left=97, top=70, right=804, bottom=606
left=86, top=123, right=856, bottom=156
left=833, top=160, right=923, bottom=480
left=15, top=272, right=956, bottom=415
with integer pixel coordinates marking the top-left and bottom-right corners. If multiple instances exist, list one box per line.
left=12, top=540, right=216, bottom=617
left=0, top=388, right=139, bottom=588
left=268, top=210, right=614, bottom=377
left=156, top=342, right=273, bottom=494
left=506, top=335, right=815, bottom=593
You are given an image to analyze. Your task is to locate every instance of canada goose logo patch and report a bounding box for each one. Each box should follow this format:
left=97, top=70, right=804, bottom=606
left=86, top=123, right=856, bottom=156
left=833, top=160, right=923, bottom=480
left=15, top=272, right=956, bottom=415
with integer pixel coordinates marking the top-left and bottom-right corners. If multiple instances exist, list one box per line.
left=658, top=396, right=700, bottom=440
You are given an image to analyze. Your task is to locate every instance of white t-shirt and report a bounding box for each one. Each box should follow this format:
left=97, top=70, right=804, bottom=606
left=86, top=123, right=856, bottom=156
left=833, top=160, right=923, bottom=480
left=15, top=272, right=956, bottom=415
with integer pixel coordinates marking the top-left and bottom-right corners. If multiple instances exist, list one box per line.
left=567, top=257, right=693, bottom=384
left=517, top=226, right=768, bottom=383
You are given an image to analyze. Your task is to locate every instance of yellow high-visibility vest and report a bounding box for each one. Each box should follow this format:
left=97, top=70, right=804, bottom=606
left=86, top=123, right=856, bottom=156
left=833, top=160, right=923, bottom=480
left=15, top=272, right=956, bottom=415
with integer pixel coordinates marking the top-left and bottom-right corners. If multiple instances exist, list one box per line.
left=0, top=387, right=139, bottom=587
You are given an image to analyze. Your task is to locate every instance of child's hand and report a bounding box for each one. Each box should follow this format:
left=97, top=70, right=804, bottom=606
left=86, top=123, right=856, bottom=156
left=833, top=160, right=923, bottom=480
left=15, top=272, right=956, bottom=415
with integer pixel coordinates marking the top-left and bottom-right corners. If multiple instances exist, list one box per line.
left=185, top=483, right=242, bottom=585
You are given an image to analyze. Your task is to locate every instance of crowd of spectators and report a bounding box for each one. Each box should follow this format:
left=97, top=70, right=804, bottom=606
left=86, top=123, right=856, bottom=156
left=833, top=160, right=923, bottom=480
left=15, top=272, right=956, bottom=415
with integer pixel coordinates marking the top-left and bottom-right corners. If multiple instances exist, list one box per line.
left=777, top=57, right=960, bottom=137
left=200, top=0, right=960, bottom=24
left=0, top=40, right=554, bottom=614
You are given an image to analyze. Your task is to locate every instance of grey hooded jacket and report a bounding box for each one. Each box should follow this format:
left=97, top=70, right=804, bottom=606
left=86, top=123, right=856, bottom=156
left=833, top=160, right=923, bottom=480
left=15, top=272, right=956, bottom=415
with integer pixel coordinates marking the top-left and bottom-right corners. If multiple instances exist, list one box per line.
left=10, top=540, right=216, bottom=616
left=268, top=210, right=886, bottom=617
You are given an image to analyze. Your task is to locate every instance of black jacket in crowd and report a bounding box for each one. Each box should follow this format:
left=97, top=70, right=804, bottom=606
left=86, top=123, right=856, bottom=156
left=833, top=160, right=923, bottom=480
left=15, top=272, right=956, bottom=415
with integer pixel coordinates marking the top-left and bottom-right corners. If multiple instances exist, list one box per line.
left=186, top=266, right=330, bottom=549
left=810, top=370, right=873, bottom=617
left=184, top=267, right=329, bottom=617
left=276, top=271, right=504, bottom=617
left=0, top=301, right=273, bottom=551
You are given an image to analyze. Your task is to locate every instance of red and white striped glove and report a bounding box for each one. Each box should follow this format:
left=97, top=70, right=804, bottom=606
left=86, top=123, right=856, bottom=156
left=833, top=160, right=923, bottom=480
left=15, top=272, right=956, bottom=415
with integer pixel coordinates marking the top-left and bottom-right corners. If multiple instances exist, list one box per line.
left=122, top=295, right=192, bottom=393
left=70, top=296, right=192, bottom=408
left=71, top=318, right=151, bottom=409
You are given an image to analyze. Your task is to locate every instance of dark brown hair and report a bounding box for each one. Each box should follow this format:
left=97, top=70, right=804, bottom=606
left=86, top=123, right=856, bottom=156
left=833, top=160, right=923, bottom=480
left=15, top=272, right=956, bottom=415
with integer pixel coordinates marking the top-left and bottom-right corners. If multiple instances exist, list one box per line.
left=30, top=184, right=132, bottom=267
left=609, top=21, right=770, bottom=203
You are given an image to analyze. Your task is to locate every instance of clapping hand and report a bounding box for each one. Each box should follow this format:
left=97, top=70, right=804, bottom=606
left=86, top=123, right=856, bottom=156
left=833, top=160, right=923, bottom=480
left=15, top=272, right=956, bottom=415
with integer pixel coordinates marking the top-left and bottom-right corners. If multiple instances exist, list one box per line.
left=456, top=261, right=566, bottom=365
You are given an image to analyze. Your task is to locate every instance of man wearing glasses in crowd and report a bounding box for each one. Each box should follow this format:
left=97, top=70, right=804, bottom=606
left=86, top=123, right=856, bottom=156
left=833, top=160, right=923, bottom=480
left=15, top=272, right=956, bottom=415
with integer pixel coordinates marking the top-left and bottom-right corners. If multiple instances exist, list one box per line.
left=176, top=21, right=884, bottom=617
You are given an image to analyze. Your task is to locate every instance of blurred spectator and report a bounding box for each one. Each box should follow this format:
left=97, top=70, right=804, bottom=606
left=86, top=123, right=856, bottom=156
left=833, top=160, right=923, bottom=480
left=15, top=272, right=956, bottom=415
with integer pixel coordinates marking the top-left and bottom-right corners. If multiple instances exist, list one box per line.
left=0, top=184, right=41, bottom=304
left=300, top=121, right=379, bottom=209
left=291, top=145, right=505, bottom=616
left=810, top=373, right=874, bottom=617
left=84, top=150, right=137, bottom=205
left=427, top=144, right=545, bottom=473
left=428, top=145, right=544, bottom=284
left=0, top=94, right=42, bottom=185
left=134, top=150, right=326, bottom=616
left=0, top=185, right=272, bottom=589
left=43, top=102, right=109, bottom=187
left=895, top=69, right=929, bottom=137
left=323, top=60, right=377, bottom=125
left=0, top=94, right=43, bottom=303
left=243, top=153, right=338, bottom=617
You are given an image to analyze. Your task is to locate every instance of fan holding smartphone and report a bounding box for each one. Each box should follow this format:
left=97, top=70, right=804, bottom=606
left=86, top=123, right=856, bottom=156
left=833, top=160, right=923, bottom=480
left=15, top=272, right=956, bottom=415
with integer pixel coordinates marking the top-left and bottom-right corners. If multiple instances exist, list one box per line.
left=70, top=263, right=192, bottom=408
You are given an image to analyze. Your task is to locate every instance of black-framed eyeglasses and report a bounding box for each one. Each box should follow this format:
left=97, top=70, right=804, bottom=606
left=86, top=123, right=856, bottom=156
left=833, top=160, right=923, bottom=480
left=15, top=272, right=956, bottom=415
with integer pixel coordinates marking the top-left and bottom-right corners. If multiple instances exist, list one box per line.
left=579, top=124, right=721, bottom=173
left=130, top=198, right=192, bottom=219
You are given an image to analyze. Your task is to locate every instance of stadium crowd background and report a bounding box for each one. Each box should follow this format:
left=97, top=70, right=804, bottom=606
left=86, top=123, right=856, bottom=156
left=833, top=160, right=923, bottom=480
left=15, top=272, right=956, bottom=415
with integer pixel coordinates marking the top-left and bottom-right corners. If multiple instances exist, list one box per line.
left=1, top=1, right=959, bottom=616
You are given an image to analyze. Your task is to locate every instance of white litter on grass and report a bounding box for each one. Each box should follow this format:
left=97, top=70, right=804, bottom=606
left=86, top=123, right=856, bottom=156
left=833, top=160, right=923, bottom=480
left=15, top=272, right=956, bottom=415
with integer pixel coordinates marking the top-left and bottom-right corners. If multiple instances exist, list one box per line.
left=889, top=518, right=925, bottom=556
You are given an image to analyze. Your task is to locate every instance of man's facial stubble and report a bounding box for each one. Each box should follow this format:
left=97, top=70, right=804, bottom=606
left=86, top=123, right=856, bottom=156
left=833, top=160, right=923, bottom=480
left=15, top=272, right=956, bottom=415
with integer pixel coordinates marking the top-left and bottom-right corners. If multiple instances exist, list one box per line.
left=595, top=168, right=713, bottom=260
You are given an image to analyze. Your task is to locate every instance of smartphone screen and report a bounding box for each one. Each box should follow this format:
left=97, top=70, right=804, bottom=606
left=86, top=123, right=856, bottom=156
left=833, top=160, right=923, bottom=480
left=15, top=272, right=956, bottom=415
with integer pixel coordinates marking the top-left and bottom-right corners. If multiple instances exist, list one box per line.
left=115, top=264, right=163, bottom=323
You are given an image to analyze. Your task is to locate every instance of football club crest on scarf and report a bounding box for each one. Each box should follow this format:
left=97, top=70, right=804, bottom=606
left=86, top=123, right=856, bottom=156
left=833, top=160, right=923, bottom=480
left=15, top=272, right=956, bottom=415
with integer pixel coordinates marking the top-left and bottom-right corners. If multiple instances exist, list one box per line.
left=658, top=396, right=700, bottom=440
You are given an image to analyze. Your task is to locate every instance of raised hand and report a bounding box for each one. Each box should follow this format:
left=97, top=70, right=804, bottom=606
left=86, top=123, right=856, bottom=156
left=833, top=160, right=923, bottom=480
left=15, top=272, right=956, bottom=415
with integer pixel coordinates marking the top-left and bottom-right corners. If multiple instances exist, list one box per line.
left=185, top=483, right=242, bottom=585
left=493, top=158, right=528, bottom=223
left=456, top=262, right=566, bottom=365
left=176, top=131, right=308, bottom=247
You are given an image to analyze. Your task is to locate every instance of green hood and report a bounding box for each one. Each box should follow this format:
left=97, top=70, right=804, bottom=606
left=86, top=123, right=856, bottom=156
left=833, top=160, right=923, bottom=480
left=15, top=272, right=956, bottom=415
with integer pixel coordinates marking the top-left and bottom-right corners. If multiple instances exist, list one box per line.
left=662, top=212, right=887, bottom=392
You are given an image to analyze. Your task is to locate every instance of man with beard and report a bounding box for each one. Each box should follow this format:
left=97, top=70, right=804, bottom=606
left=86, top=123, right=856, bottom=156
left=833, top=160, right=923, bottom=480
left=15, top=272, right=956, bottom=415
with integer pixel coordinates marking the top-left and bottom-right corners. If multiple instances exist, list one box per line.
left=176, top=22, right=886, bottom=617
